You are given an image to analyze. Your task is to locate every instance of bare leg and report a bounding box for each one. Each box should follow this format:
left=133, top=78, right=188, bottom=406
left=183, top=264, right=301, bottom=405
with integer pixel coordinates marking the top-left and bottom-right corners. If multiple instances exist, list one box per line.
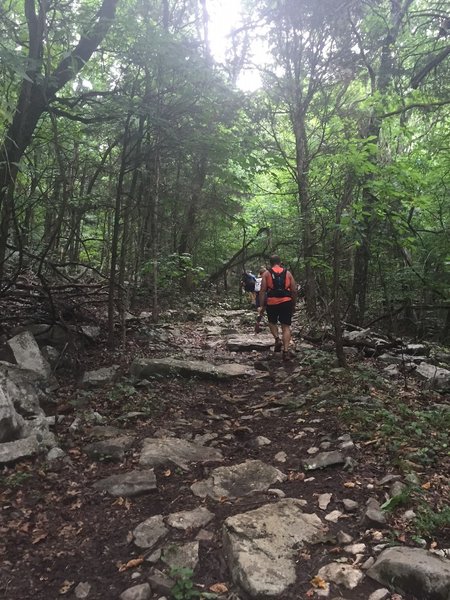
left=268, top=322, right=279, bottom=340
left=281, top=324, right=291, bottom=352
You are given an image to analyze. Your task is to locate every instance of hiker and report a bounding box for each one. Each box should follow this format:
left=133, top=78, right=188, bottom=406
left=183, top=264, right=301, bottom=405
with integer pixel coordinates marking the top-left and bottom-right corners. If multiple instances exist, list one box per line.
left=254, top=267, right=267, bottom=309
left=241, top=270, right=257, bottom=306
left=258, top=255, right=297, bottom=361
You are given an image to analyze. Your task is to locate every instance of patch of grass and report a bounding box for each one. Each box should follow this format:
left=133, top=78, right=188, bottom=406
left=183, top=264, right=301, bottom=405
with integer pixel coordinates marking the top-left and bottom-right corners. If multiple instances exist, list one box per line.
left=0, top=471, right=32, bottom=488
left=414, top=505, right=450, bottom=538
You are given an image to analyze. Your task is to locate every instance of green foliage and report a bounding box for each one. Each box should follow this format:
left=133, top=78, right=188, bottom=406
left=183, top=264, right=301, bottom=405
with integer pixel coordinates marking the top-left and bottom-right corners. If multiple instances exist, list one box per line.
left=169, top=568, right=216, bottom=600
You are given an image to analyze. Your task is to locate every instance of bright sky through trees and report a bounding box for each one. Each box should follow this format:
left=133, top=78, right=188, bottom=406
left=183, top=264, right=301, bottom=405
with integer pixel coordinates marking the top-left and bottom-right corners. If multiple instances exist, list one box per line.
left=207, top=0, right=263, bottom=91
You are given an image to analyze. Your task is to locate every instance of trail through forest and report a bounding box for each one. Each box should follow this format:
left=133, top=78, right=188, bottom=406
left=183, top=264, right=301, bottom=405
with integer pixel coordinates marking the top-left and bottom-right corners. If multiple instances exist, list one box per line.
left=0, top=305, right=449, bottom=600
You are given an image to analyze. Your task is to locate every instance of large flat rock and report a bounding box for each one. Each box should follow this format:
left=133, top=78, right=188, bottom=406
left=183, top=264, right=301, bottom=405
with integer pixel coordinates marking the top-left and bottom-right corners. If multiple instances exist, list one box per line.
left=92, top=469, right=157, bottom=497
left=139, top=437, right=223, bottom=470
left=130, top=357, right=253, bottom=380
left=80, top=365, right=119, bottom=388
left=132, top=515, right=168, bottom=549
left=166, top=507, right=214, bottom=530
left=227, top=335, right=274, bottom=351
left=0, top=435, right=40, bottom=464
left=368, top=546, right=450, bottom=600
left=223, top=499, right=324, bottom=597
left=415, top=362, right=450, bottom=391
left=7, top=331, right=51, bottom=378
left=191, top=459, right=286, bottom=500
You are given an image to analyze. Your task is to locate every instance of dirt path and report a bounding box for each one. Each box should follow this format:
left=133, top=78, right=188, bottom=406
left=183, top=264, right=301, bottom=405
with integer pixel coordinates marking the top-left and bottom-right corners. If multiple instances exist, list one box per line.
left=0, top=308, right=449, bottom=600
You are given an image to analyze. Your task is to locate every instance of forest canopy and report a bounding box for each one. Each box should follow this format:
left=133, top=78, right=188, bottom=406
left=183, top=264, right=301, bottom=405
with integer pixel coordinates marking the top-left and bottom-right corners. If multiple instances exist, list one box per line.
left=0, top=0, right=449, bottom=341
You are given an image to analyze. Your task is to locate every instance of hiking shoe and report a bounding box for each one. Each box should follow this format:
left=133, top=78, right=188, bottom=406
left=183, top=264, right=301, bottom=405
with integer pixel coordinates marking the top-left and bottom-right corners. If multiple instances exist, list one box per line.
left=274, top=338, right=282, bottom=352
left=282, top=350, right=291, bottom=362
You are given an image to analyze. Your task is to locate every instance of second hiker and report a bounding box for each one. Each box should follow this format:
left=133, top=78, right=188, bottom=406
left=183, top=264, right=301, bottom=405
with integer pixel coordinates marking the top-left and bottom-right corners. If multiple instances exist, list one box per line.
left=258, top=255, right=297, bottom=361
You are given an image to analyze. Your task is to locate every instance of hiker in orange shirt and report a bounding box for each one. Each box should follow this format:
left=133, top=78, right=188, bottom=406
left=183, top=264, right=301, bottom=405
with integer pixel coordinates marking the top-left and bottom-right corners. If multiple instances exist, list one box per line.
left=258, top=255, right=297, bottom=361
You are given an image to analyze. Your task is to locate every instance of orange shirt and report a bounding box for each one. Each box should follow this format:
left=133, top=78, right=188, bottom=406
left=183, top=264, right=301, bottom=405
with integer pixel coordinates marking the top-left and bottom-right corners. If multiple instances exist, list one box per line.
left=263, top=266, right=293, bottom=305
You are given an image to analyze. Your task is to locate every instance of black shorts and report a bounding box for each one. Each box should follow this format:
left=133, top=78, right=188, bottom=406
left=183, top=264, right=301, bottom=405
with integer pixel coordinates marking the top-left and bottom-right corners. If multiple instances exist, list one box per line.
left=266, top=301, right=293, bottom=325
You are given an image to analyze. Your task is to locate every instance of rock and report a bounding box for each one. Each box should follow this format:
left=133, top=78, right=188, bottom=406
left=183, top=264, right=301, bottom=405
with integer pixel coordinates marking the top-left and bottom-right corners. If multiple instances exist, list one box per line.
left=226, top=335, right=274, bottom=351
left=340, top=440, right=354, bottom=451
left=344, top=543, right=367, bottom=554
left=7, top=331, right=51, bottom=378
left=92, top=470, right=157, bottom=497
left=362, top=557, right=376, bottom=570
left=268, top=488, right=286, bottom=498
left=162, top=541, right=199, bottom=571
left=403, top=343, right=429, bottom=356
left=223, top=499, right=324, bottom=596
left=119, top=583, right=151, bottom=600
left=80, top=365, right=119, bottom=388
left=415, top=363, right=450, bottom=391
left=148, top=569, right=175, bottom=596
left=166, top=507, right=214, bottom=530
left=337, top=531, right=353, bottom=544
left=88, top=425, right=124, bottom=439
left=390, top=481, right=406, bottom=498
left=307, top=446, right=320, bottom=455
left=84, top=436, right=133, bottom=462
left=303, top=451, right=345, bottom=471
left=0, top=386, right=25, bottom=442
left=0, top=361, right=47, bottom=418
left=46, top=447, right=65, bottom=461
left=42, top=345, right=60, bottom=367
left=368, top=546, right=450, bottom=600
left=364, top=499, right=387, bottom=526
left=193, top=432, right=218, bottom=445
left=343, top=328, right=371, bottom=343
left=80, top=326, right=101, bottom=341
left=0, top=434, right=40, bottom=464
left=191, top=460, right=286, bottom=500
left=74, top=581, right=91, bottom=599
left=325, top=510, right=342, bottom=523
left=254, top=436, right=271, bottom=447
left=132, top=515, right=168, bottom=549
left=378, top=354, right=404, bottom=365
left=368, top=589, right=390, bottom=600
left=342, top=499, right=359, bottom=512
left=317, top=562, right=364, bottom=590
left=318, top=493, right=332, bottom=510
left=274, top=451, right=287, bottom=463
left=130, top=357, right=253, bottom=380
left=403, top=509, right=416, bottom=520
left=383, top=364, right=400, bottom=377
left=139, top=437, right=222, bottom=470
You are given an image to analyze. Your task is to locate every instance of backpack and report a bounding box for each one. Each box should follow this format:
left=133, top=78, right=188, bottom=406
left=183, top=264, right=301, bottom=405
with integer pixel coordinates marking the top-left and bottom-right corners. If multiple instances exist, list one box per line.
left=243, top=272, right=256, bottom=291
left=267, top=267, right=292, bottom=298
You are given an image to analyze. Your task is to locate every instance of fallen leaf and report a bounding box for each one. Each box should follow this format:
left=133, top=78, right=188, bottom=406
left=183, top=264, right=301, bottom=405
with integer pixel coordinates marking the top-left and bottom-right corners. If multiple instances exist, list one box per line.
left=344, top=481, right=355, bottom=488
left=118, top=557, right=144, bottom=572
left=209, top=583, right=228, bottom=594
left=32, top=531, right=48, bottom=544
left=310, top=575, right=327, bottom=589
left=163, top=469, right=172, bottom=477
left=305, top=589, right=315, bottom=598
left=59, top=580, right=74, bottom=595
left=421, top=481, right=431, bottom=490
left=288, top=471, right=305, bottom=481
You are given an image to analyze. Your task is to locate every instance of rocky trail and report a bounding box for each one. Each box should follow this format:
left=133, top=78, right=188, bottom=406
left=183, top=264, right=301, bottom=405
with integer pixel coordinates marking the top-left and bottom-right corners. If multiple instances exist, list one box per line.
left=0, top=307, right=449, bottom=600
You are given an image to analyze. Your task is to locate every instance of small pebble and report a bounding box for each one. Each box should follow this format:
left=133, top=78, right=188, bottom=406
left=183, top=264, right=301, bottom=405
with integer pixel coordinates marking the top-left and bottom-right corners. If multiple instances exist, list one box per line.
left=342, top=498, right=359, bottom=512
left=274, top=451, right=287, bottom=463
left=307, top=446, right=319, bottom=455
left=362, top=556, right=375, bottom=570
left=368, top=589, right=390, bottom=600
